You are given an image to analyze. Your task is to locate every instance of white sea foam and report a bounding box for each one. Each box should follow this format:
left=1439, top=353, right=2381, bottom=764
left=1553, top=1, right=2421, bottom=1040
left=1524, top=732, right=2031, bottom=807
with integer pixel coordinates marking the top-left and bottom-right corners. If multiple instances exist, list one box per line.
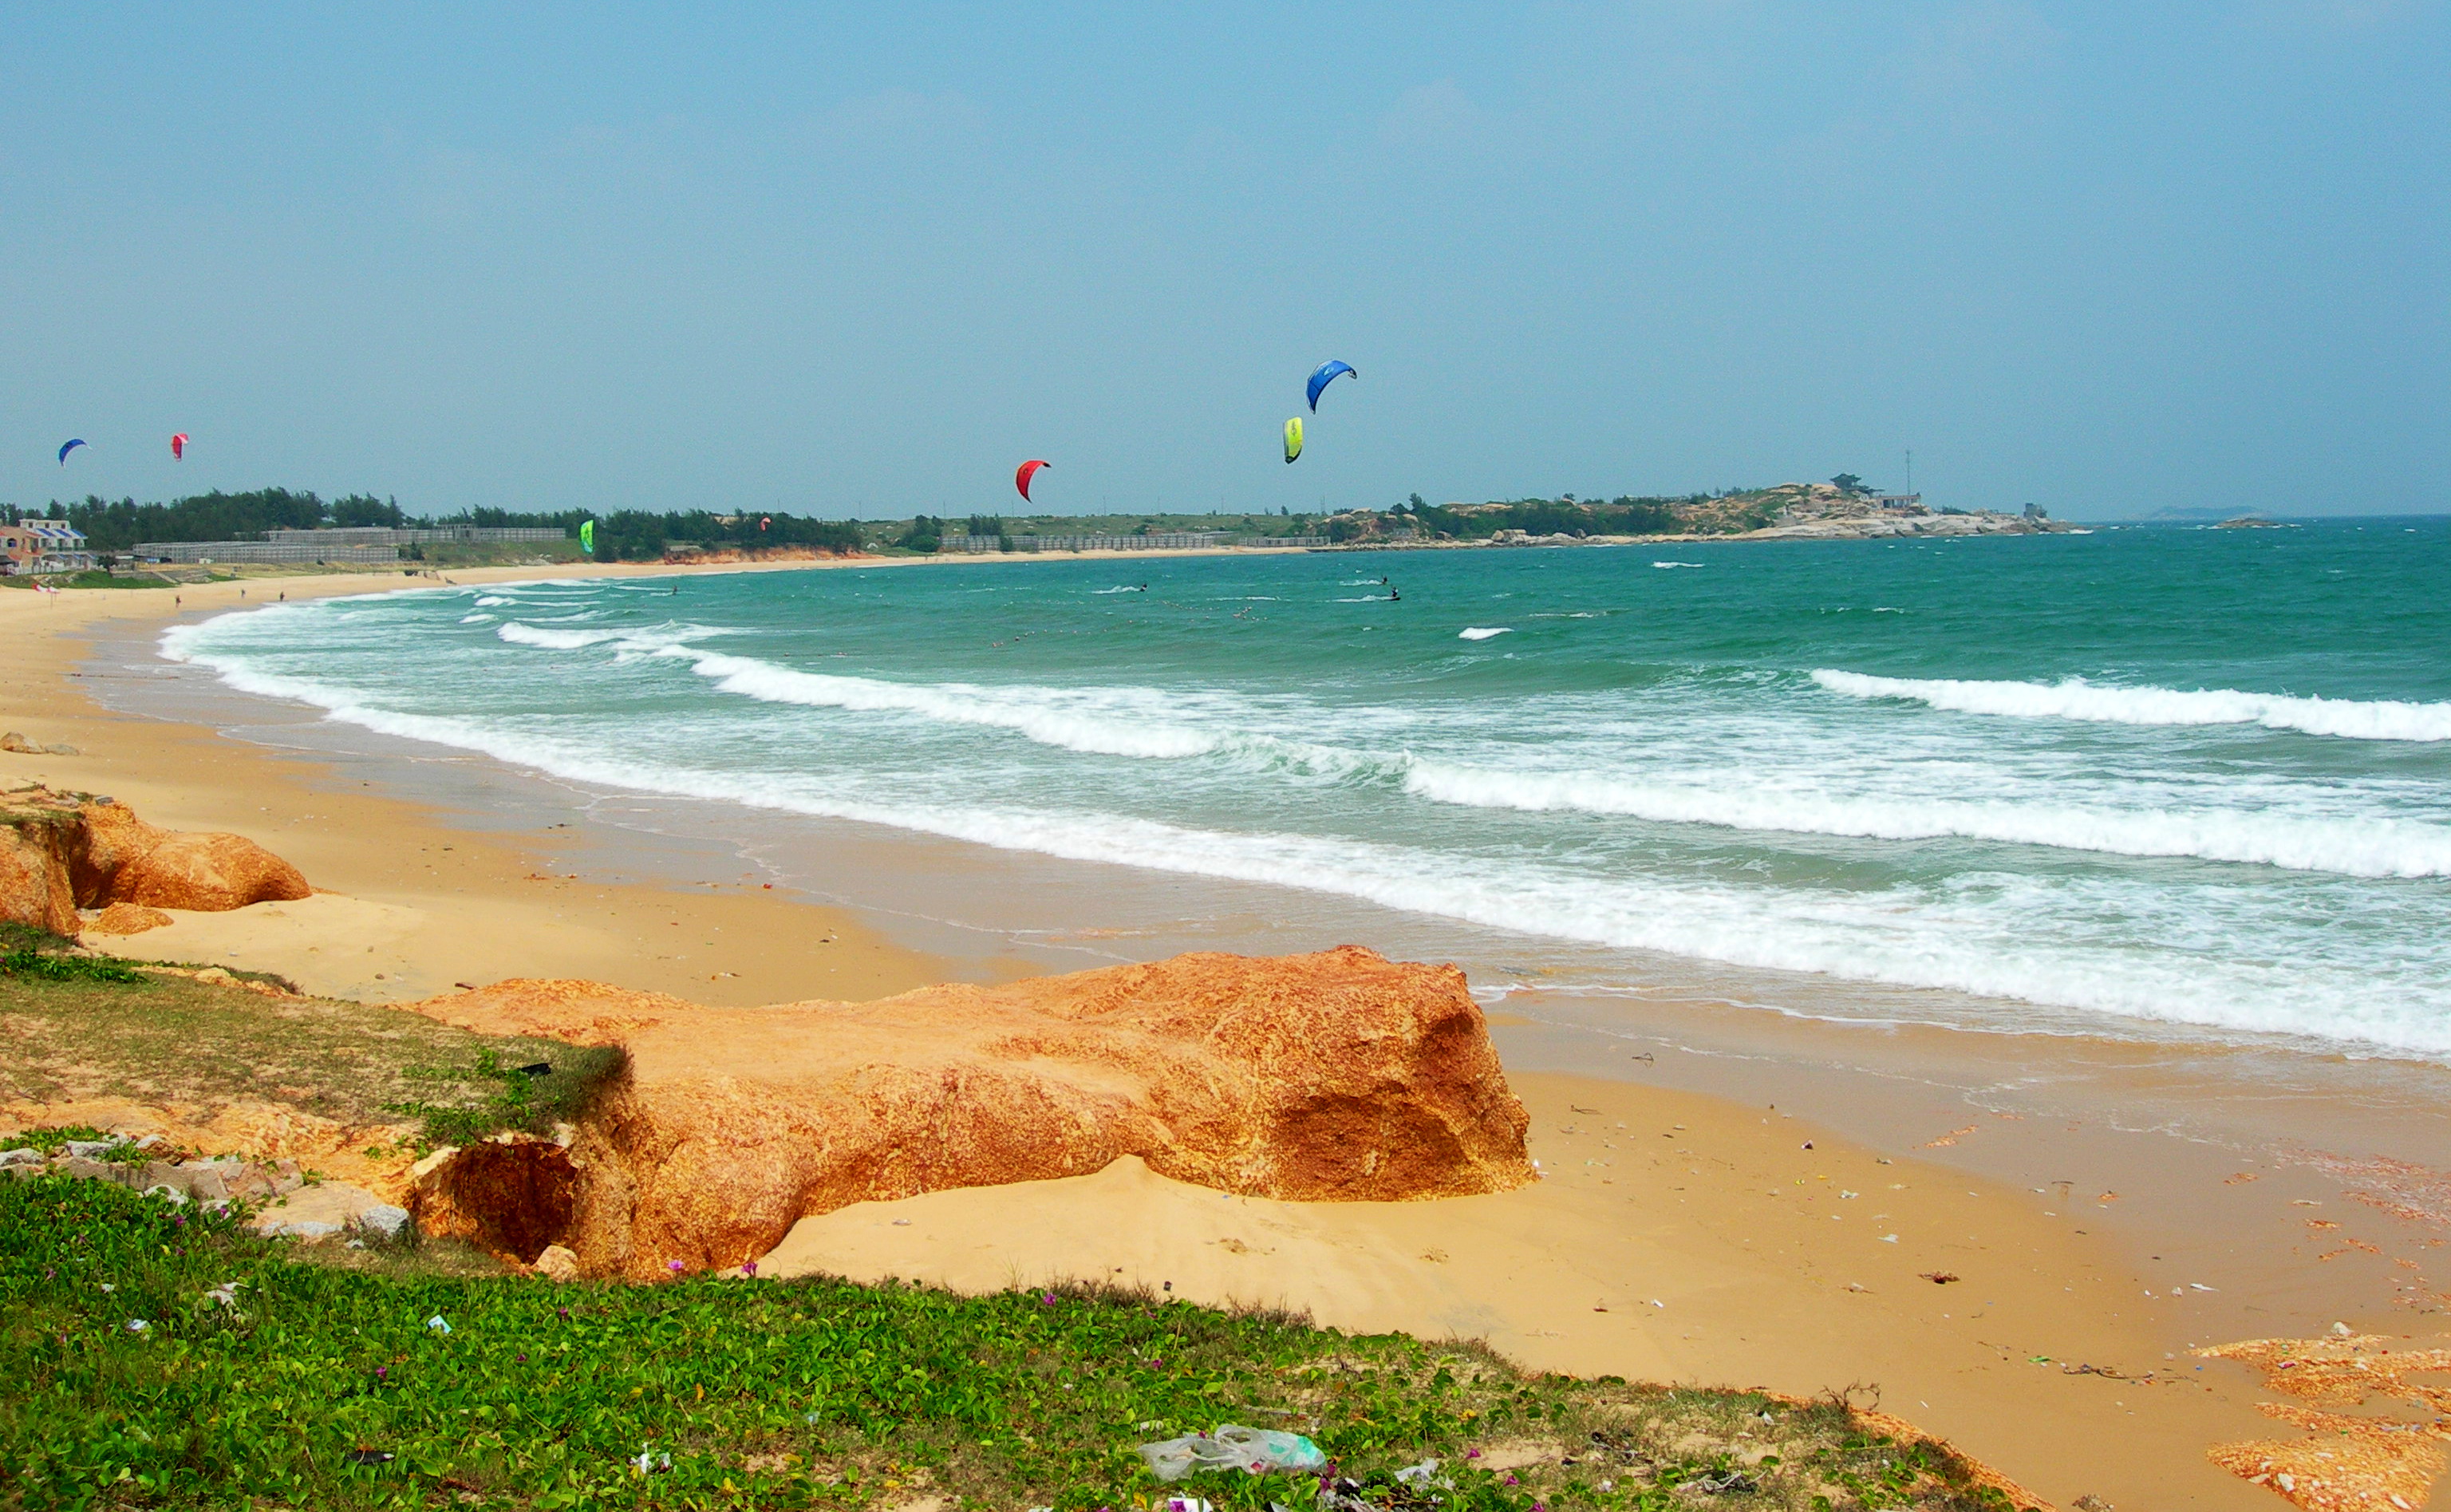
left=1814, top=669, right=2451, bottom=742
left=159, top=584, right=2451, bottom=1063
left=673, top=649, right=1222, bottom=760
left=144, top=634, right=2451, bottom=1057
left=495, top=621, right=734, bottom=653
left=495, top=623, right=637, bottom=650
left=1401, top=760, right=2451, bottom=878
left=474, top=595, right=510, bottom=606
left=1652, top=561, right=1704, bottom=569
left=1458, top=627, right=1512, bottom=641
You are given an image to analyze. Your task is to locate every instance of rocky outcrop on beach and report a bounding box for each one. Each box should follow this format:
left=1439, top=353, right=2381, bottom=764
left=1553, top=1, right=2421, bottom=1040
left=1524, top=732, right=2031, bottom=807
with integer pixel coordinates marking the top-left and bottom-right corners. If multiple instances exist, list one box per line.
left=0, top=786, right=310, bottom=934
left=401, top=945, right=1534, bottom=1278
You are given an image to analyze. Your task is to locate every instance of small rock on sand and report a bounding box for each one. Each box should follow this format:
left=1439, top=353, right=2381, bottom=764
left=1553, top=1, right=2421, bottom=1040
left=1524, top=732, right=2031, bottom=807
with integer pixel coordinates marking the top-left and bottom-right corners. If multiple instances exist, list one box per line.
left=533, top=1244, right=582, bottom=1281
left=85, top=902, right=174, bottom=935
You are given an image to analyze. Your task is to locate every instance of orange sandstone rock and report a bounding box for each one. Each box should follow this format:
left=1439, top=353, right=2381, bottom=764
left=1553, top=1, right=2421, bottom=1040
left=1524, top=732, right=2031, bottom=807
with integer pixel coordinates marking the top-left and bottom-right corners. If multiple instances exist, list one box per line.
left=0, top=798, right=81, bottom=934
left=85, top=902, right=174, bottom=935
left=405, top=945, right=1533, bottom=1277
left=0, top=788, right=309, bottom=931
left=109, top=830, right=310, bottom=911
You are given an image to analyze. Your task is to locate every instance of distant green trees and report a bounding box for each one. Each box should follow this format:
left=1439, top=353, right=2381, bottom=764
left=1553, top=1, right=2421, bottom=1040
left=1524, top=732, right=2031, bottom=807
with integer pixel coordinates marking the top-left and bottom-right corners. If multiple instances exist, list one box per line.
left=1405, top=495, right=1683, bottom=539
left=583, top=511, right=867, bottom=562
left=29, top=491, right=870, bottom=562
left=53, top=490, right=400, bottom=551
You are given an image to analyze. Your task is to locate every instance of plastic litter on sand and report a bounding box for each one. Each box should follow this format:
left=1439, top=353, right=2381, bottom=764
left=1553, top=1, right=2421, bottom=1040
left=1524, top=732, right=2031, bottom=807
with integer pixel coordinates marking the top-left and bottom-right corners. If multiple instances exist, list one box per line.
left=1139, top=1424, right=1327, bottom=1482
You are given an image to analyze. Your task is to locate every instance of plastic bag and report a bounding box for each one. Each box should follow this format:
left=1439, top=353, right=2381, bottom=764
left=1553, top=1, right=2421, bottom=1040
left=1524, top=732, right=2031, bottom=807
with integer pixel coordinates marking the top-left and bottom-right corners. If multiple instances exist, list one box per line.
left=1136, top=1423, right=1327, bottom=1481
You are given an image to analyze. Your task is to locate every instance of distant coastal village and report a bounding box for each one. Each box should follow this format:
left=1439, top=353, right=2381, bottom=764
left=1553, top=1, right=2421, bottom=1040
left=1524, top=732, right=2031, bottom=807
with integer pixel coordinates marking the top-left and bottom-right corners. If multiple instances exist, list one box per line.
left=1, top=476, right=2084, bottom=581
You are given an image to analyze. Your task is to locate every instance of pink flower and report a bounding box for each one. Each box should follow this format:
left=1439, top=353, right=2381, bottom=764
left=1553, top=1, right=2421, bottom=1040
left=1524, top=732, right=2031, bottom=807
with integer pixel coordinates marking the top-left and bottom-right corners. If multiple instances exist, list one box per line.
left=741, top=1260, right=757, bottom=1277
left=667, top=1261, right=685, bottom=1273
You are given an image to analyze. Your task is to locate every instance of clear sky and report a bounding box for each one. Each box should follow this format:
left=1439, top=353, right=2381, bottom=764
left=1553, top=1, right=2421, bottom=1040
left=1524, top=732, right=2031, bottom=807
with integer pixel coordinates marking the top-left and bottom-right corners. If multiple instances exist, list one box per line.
left=3, top=2, right=2444, bottom=520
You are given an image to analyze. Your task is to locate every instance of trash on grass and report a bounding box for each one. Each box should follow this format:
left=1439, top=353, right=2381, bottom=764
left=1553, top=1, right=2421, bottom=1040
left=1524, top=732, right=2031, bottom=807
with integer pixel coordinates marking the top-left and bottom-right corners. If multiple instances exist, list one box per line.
left=345, top=1448, right=394, bottom=1467
left=425, top=1314, right=451, bottom=1333
left=1138, top=1423, right=1327, bottom=1481
left=1394, top=1459, right=1441, bottom=1483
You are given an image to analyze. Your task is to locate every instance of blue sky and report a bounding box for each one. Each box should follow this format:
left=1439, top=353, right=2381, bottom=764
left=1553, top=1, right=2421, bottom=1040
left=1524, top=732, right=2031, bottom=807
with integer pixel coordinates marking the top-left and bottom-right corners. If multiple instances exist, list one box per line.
left=2, top=2, right=2443, bottom=519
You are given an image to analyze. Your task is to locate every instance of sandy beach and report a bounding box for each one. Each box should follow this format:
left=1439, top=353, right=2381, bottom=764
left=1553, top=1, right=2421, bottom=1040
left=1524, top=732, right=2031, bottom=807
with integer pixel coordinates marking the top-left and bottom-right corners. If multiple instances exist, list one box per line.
left=6, top=559, right=2446, bottom=1509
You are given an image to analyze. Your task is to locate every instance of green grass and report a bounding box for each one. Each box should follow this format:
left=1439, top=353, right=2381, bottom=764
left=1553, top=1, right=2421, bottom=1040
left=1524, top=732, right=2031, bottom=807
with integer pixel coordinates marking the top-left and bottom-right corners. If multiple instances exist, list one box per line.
left=0, top=949, right=148, bottom=985
left=0, top=570, right=176, bottom=591
left=0, top=1179, right=2034, bottom=1512
left=0, top=939, right=622, bottom=1151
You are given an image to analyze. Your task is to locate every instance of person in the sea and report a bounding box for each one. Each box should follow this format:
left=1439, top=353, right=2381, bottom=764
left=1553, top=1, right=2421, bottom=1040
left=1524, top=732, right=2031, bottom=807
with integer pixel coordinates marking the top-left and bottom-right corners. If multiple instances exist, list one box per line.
left=1389, top=586, right=1401, bottom=601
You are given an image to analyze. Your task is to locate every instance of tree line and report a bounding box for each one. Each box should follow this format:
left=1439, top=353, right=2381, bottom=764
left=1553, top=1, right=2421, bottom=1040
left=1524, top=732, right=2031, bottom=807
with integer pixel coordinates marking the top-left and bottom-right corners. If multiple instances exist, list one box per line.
left=27, top=491, right=863, bottom=559
left=1394, top=494, right=1691, bottom=539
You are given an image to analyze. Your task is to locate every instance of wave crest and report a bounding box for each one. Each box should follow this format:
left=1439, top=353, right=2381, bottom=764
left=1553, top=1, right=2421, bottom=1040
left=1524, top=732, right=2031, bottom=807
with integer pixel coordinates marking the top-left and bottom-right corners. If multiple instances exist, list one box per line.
left=1814, top=669, right=2451, bottom=742
left=1402, top=761, right=2451, bottom=878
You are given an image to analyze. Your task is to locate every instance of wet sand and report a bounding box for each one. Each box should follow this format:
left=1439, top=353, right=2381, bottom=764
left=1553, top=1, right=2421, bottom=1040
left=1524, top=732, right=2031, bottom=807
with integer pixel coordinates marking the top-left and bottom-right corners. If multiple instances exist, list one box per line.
left=6, top=563, right=2448, bottom=1506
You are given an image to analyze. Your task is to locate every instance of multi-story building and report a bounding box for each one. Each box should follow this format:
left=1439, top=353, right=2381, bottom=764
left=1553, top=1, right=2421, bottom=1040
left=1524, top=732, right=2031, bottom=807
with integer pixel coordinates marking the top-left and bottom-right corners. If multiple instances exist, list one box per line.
left=2, top=519, right=97, bottom=574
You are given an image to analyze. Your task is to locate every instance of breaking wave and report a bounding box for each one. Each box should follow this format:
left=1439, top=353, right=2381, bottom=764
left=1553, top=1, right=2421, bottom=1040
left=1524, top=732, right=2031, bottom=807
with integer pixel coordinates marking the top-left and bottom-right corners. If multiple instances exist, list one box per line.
left=1402, top=761, right=2451, bottom=878
left=1814, top=669, right=2451, bottom=742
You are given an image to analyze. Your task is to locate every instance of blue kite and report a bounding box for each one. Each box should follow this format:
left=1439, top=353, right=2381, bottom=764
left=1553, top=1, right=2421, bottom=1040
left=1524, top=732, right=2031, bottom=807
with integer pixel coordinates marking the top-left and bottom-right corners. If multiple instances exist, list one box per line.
left=57, top=438, right=85, bottom=465
left=1306, top=360, right=1357, bottom=412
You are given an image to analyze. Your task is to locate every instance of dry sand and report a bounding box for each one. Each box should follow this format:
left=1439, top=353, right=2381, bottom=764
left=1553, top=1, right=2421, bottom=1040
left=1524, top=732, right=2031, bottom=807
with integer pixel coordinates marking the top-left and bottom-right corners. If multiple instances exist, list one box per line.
left=6, top=563, right=2442, bottom=1508
left=763, top=1072, right=2327, bottom=1509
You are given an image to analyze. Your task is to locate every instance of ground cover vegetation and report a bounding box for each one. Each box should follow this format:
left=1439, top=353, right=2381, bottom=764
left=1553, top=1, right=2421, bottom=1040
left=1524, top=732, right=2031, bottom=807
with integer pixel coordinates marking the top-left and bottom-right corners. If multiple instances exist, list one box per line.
left=0, top=1176, right=2035, bottom=1512
left=0, top=935, right=2031, bottom=1511
left=0, top=928, right=619, bottom=1150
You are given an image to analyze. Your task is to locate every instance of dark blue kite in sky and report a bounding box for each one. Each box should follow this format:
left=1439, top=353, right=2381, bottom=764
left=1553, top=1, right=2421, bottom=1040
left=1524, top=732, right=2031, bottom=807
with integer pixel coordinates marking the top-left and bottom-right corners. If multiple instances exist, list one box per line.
left=1306, top=361, right=1356, bottom=412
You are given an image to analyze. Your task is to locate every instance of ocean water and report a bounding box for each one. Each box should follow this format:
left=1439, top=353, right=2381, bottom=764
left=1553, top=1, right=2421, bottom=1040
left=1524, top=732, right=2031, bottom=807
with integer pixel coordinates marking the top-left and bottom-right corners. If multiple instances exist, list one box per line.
left=164, top=520, right=2451, bottom=1059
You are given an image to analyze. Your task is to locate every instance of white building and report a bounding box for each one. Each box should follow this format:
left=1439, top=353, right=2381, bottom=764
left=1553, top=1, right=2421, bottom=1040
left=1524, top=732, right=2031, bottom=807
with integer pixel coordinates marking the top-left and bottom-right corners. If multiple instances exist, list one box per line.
left=2, top=519, right=97, bottom=574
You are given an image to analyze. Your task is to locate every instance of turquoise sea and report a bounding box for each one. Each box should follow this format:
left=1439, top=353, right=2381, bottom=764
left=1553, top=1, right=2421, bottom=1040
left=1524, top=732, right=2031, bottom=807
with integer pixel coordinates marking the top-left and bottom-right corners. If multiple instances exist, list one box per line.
left=166, top=520, right=2451, bottom=1060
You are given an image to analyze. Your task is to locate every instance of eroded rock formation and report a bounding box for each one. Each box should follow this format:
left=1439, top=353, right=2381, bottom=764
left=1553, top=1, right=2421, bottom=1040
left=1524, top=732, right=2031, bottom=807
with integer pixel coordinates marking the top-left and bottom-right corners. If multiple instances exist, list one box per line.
left=404, top=945, right=1533, bottom=1278
left=0, top=787, right=310, bottom=934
